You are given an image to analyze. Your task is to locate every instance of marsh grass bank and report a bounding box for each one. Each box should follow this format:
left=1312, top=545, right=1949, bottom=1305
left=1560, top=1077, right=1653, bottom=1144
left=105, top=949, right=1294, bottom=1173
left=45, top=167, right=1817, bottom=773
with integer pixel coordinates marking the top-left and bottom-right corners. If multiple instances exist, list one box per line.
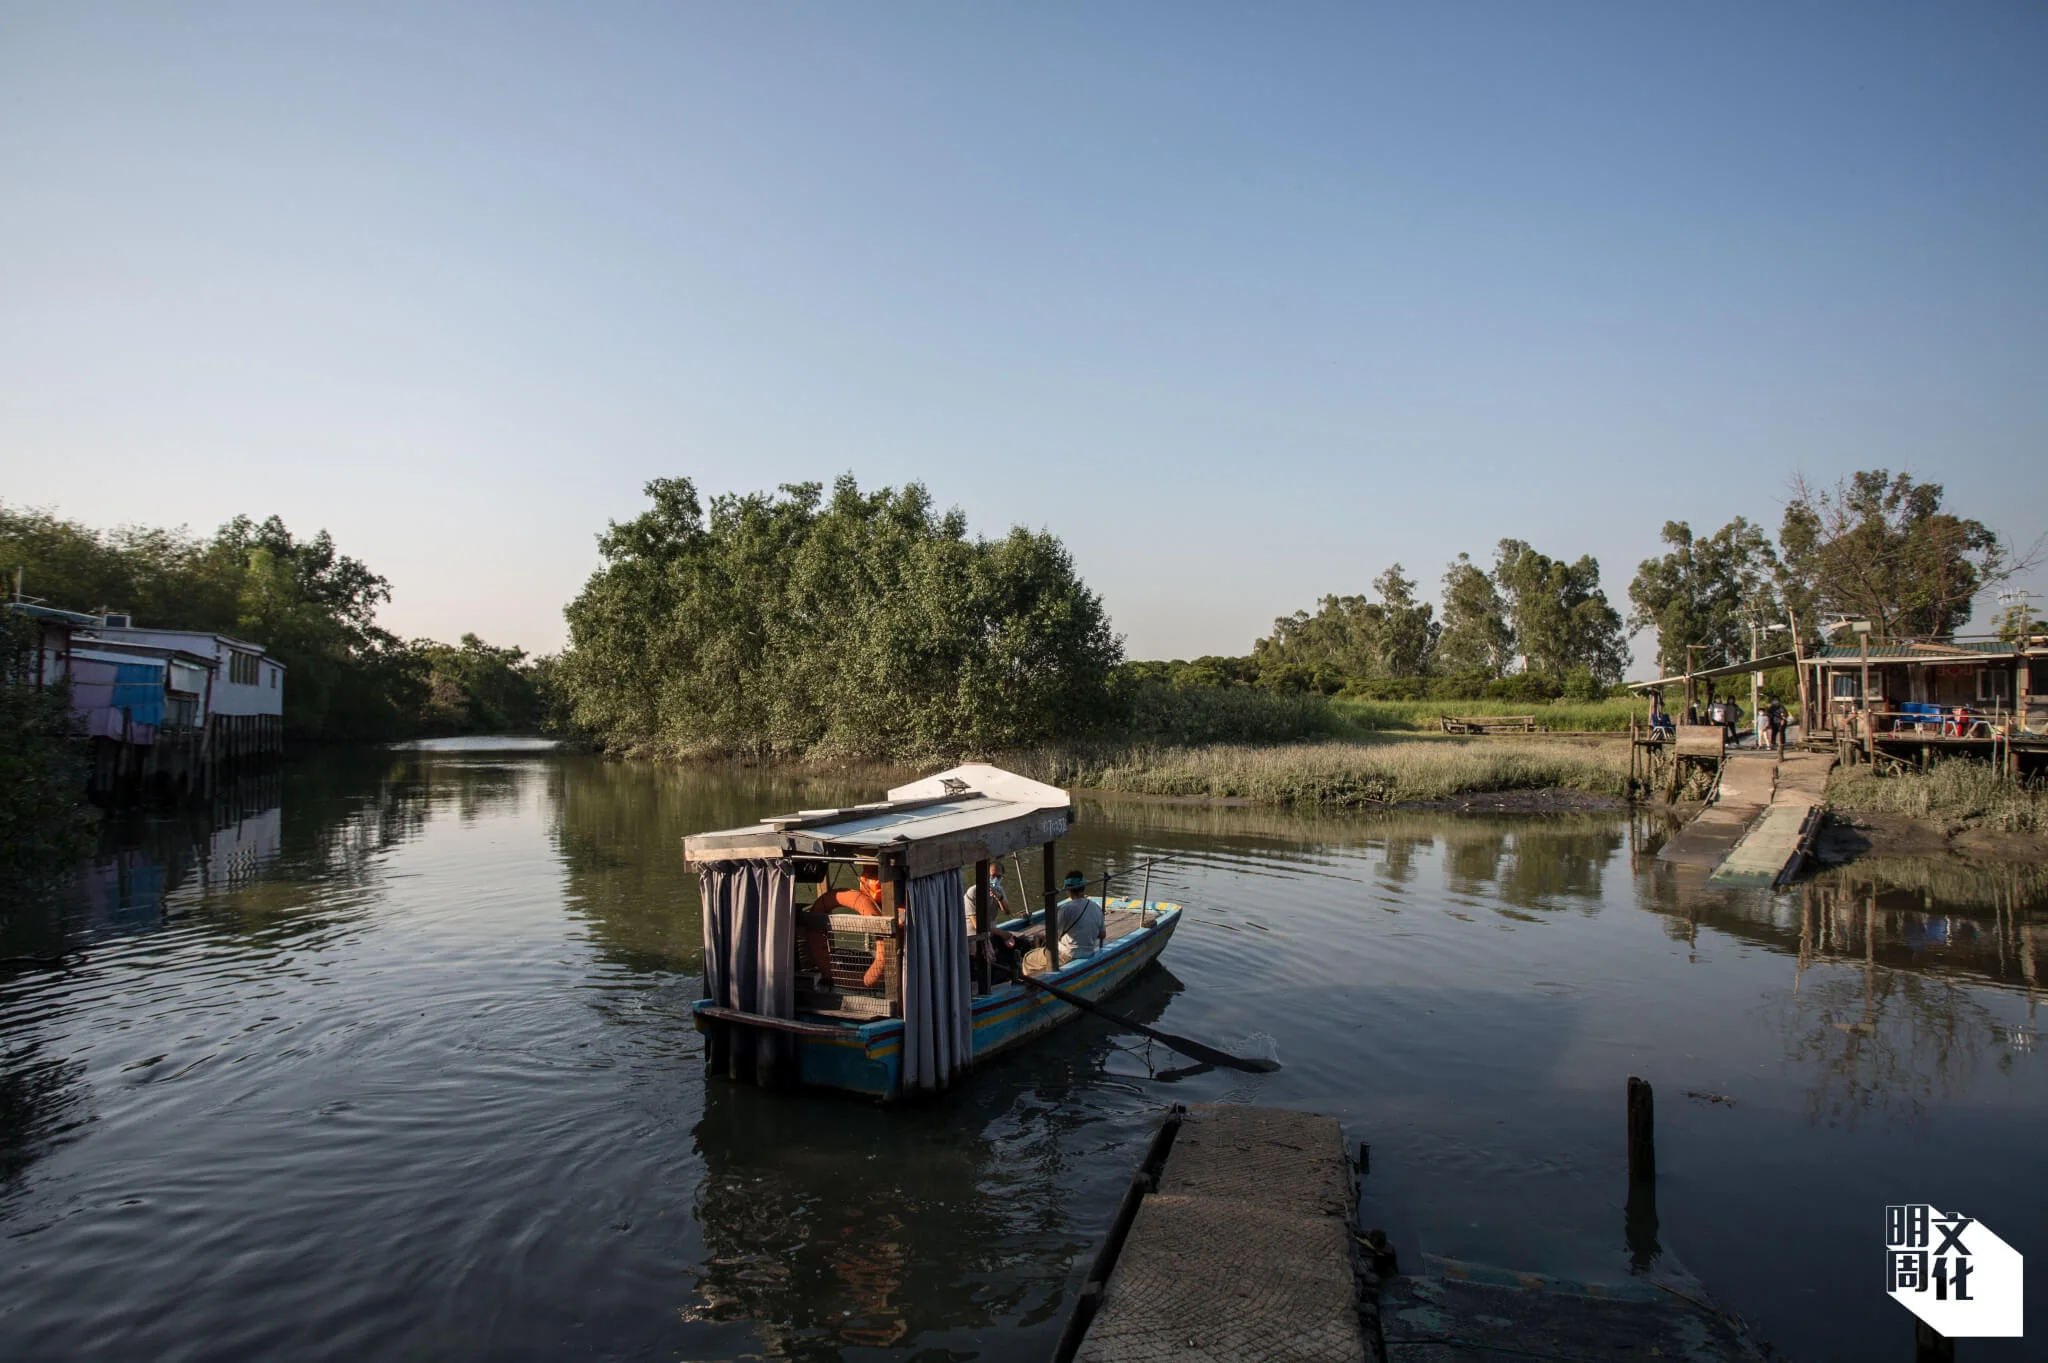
left=1014, top=735, right=1630, bottom=809
left=1826, top=762, right=2046, bottom=836
left=1330, top=695, right=1647, bottom=734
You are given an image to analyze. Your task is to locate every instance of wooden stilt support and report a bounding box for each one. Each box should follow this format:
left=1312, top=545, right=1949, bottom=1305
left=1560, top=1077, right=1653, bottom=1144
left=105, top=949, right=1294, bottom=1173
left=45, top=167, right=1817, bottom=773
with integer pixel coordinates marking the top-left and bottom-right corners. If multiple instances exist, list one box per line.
left=1627, top=1076, right=1655, bottom=1182
left=1625, top=1075, right=1659, bottom=1270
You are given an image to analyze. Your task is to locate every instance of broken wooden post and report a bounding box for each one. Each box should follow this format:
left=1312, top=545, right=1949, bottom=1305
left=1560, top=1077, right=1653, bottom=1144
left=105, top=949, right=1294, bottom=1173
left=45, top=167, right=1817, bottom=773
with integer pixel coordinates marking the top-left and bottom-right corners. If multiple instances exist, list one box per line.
left=1625, top=1076, right=1660, bottom=1270
left=1627, top=1075, right=1655, bottom=1181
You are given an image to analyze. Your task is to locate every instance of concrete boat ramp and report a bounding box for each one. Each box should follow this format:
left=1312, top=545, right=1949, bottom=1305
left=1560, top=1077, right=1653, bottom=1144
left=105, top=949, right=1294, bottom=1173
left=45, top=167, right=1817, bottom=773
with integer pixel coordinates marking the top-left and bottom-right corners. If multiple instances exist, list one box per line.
left=1058, top=1104, right=1768, bottom=1363
left=1656, top=747, right=1835, bottom=888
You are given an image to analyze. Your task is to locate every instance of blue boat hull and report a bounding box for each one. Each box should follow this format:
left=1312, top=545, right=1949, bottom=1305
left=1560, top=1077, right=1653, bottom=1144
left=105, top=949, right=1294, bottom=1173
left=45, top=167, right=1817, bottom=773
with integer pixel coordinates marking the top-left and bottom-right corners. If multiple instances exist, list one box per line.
left=696, top=903, right=1183, bottom=1100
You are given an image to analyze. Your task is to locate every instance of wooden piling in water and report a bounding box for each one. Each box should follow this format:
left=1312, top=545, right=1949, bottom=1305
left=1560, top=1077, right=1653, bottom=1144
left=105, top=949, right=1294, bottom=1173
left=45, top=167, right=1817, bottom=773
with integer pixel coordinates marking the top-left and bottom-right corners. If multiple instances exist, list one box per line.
left=1627, top=1076, right=1655, bottom=1182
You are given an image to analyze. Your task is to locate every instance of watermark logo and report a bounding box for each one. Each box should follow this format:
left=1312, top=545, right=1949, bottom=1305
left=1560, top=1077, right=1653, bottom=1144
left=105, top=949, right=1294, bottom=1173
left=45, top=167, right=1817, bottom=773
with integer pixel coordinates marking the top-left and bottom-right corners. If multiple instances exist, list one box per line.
left=1886, top=1204, right=2023, bottom=1337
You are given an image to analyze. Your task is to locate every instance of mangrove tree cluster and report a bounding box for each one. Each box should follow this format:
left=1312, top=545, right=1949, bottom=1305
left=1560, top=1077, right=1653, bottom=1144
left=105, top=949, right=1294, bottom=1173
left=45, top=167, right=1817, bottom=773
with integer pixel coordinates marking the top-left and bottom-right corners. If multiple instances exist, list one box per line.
left=1236, top=541, right=1630, bottom=700
left=555, top=476, right=1121, bottom=758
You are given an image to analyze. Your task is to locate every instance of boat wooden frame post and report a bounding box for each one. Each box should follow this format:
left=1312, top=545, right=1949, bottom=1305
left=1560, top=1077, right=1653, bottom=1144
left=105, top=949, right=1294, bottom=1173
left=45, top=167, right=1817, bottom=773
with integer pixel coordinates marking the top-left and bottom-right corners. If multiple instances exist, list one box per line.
left=971, top=857, right=992, bottom=995
left=1043, top=839, right=1060, bottom=971
left=878, top=851, right=907, bottom=1018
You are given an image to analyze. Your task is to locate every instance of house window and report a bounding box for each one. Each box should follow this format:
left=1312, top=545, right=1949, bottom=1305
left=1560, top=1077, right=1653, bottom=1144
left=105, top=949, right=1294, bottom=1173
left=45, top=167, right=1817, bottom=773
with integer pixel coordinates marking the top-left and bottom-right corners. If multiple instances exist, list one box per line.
left=229, top=651, right=258, bottom=685
left=1831, top=673, right=1860, bottom=700
left=1977, top=668, right=2007, bottom=702
left=270, top=667, right=278, bottom=689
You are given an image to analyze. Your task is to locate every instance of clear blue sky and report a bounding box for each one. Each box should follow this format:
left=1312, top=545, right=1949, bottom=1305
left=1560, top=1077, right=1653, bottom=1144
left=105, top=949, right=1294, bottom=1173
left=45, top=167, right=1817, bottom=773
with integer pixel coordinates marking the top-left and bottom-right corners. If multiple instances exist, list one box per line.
left=4, top=3, right=2043, bottom=671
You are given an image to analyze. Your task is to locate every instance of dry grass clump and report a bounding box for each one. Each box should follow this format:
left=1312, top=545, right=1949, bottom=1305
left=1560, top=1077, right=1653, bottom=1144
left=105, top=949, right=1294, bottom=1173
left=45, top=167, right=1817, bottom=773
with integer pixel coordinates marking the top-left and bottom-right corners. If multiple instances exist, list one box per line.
left=1329, top=696, right=1649, bottom=734
left=1017, top=735, right=1629, bottom=808
left=1827, top=761, right=2045, bottom=834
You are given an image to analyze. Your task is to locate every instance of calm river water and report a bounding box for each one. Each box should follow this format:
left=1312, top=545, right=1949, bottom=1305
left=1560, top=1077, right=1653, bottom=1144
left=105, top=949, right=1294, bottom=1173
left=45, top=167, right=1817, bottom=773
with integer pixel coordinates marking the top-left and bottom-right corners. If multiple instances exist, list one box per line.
left=2, top=740, right=2042, bottom=1361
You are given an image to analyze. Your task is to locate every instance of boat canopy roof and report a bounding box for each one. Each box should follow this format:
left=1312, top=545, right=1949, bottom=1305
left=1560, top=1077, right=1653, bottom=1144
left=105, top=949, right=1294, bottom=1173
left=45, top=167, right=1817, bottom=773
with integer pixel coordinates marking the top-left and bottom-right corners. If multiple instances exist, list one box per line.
left=683, top=763, right=1072, bottom=878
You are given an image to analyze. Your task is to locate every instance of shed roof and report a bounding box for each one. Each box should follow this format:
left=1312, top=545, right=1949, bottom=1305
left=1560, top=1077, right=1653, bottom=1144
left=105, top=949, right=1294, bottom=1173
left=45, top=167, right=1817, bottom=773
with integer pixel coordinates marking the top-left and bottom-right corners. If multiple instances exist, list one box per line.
left=5, top=601, right=101, bottom=628
left=71, top=648, right=167, bottom=671
left=684, top=764, right=1072, bottom=877
left=85, top=625, right=282, bottom=665
left=69, top=638, right=220, bottom=669
left=1812, top=641, right=2027, bottom=662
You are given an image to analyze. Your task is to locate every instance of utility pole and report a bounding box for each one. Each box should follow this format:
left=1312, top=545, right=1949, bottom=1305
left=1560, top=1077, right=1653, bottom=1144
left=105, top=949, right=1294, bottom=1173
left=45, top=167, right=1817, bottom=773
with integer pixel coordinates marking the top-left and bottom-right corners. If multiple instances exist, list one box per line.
left=1684, top=643, right=1709, bottom=716
left=1750, top=619, right=1762, bottom=746
left=1855, top=621, right=1874, bottom=763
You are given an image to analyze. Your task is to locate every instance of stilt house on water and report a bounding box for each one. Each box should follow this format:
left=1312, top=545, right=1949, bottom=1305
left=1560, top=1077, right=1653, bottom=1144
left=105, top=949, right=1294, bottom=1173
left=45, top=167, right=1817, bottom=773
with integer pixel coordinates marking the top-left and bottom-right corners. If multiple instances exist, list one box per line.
left=1802, top=631, right=2048, bottom=773
left=1626, top=625, right=2048, bottom=777
left=90, top=617, right=286, bottom=764
left=4, top=601, right=286, bottom=802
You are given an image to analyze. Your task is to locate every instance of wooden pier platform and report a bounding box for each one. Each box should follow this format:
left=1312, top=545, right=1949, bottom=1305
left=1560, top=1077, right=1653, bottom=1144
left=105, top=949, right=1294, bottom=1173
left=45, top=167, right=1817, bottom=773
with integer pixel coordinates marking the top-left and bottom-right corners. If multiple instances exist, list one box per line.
left=1655, top=747, right=1836, bottom=886
left=1709, top=748, right=1835, bottom=888
left=1061, top=1099, right=1774, bottom=1363
left=1064, top=1104, right=1369, bottom=1362
left=1654, top=749, right=1776, bottom=871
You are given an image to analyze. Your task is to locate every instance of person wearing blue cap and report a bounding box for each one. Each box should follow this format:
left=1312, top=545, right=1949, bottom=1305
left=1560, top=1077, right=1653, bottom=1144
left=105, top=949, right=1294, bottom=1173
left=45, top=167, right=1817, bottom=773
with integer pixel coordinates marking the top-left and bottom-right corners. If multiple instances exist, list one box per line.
left=1021, top=869, right=1106, bottom=973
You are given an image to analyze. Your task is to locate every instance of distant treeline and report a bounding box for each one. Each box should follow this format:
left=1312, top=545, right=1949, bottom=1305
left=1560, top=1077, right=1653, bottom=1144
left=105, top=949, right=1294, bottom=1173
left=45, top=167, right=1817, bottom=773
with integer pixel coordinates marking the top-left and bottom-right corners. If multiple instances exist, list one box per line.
left=547, top=468, right=2023, bottom=759
left=1211, top=469, right=2019, bottom=701
left=0, top=504, right=547, bottom=743
left=9, top=464, right=2019, bottom=770
left=1, top=610, right=89, bottom=878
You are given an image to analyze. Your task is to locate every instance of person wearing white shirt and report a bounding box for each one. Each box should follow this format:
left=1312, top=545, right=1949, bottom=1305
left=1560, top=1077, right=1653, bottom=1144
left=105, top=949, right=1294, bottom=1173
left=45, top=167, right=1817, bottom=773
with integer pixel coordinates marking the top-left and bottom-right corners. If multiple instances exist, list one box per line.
left=963, top=866, right=1010, bottom=935
left=1020, top=870, right=1105, bottom=972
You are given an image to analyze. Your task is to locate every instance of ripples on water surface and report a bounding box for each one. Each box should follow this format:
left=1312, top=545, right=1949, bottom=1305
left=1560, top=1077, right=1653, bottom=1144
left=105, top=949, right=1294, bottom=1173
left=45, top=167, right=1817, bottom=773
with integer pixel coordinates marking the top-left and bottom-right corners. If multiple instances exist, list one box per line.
left=2, top=744, right=2042, bottom=1361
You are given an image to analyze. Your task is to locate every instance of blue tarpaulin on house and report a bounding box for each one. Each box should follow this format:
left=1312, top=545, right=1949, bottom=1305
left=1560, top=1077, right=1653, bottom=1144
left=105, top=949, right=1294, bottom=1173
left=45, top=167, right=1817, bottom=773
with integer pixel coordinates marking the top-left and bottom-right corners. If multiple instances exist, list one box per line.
left=109, top=662, right=166, bottom=727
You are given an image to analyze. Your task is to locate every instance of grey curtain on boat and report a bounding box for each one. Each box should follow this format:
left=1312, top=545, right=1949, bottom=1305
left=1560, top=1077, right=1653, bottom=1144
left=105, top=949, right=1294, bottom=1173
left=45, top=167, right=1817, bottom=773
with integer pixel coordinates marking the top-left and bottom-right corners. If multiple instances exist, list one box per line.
left=698, top=858, right=795, bottom=1084
left=903, top=867, right=972, bottom=1092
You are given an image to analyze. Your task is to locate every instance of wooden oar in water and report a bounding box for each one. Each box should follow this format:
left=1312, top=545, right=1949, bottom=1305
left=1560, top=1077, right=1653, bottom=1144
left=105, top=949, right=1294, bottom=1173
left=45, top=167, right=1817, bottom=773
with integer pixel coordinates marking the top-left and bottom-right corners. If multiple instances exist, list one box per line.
left=1014, top=971, right=1279, bottom=1074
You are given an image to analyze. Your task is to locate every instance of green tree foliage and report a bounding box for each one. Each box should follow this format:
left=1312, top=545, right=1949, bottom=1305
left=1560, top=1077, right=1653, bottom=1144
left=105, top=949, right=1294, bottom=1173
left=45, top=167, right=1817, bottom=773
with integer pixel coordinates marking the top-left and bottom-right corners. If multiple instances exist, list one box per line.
left=1493, top=539, right=1628, bottom=684
left=1992, top=598, right=2045, bottom=646
left=0, top=611, right=89, bottom=879
left=1435, top=553, right=1516, bottom=680
left=1252, top=564, right=1439, bottom=688
left=557, top=476, right=1121, bottom=758
left=416, top=634, right=547, bottom=734
left=1626, top=517, right=1780, bottom=676
left=1778, top=471, right=2009, bottom=639
left=0, top=504, right=429, bottom=741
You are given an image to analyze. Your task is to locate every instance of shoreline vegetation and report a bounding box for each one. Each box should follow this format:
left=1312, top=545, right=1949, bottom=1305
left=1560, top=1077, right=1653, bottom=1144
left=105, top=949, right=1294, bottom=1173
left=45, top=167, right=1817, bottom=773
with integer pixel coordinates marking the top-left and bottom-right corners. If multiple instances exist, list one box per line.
left=1012, top=734, right=1630, bottom=808
left=10, top=470, right=2039, bottom=870
left=1825, top=762, right=2044, bottom=836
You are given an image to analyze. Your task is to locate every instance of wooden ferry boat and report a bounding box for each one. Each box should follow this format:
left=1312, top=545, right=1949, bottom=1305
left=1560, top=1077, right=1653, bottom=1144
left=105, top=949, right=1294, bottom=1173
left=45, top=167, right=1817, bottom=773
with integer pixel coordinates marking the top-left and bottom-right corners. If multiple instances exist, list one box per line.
left=685, top=765, right=1181, bottom=1100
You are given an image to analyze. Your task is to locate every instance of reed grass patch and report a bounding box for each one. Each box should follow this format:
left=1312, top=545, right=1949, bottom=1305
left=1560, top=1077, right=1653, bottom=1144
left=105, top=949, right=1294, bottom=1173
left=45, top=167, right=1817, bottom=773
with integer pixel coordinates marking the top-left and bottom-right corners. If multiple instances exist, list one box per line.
left=1015, top=735, right=1629, bottom=808
left=1827, top=761, right=2046, bottom=834
left=1328, top=696, right=1650, bottom=734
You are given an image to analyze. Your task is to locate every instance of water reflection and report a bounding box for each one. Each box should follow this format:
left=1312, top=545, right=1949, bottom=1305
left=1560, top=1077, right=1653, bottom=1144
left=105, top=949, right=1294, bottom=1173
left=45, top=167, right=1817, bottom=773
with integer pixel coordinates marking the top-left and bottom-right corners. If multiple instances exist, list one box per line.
left=2, top=755, right=2044, bottom=1363
left=549, top=759, right=886, bottom=974
left=687, top=969, right=1183, bottom=1360
left=1632, top=858, right=2045, bottom=1126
